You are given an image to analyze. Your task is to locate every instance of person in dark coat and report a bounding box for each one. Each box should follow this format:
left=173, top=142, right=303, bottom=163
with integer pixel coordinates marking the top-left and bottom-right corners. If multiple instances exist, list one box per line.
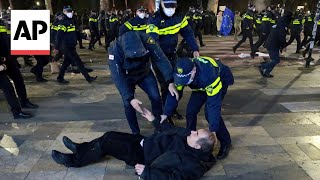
left=258, top=11, right=293, bottom=78
left=51, top=107, right=216, bottom=180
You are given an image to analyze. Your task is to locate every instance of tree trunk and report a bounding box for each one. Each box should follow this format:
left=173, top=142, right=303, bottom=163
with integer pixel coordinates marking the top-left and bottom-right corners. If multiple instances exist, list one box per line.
left=207, top=0, right=219, bottom=14
left=8, top=0, right=13, bottom=9
left=45, top=0, right=53, bottom=15
left=100, top=0, right=109, bottom=11
left=0, top=0, right=2, bottom=11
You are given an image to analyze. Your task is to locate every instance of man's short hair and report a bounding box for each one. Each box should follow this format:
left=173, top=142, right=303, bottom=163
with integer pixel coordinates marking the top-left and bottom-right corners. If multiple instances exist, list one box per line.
left=197, top=133, right=215, bottom=152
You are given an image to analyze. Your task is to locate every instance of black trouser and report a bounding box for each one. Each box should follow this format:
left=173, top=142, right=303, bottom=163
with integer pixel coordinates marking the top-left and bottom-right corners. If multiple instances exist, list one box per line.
left=153, top=53, right=177, bottom=105
left=101, top=28, right=107, bottom=45
left=203, top=22, right=211, bottom=35
left=106, top=29, right=117, bottom=48
left=32, top=56, right=50, bottom=78
left=76, top=31, right=84, bottom=48
left=301, top=31, right=312, bottom=47
left=89, top=30, right=100, bottom=48
left=195, top=30, right=204, bottom=46
left=234, top=29, right=254, bottom=51
left=287, top=32, right=302, bottom=52
left=53, top=51, right=63, bottom=62
left=58, top=47, right=90, bottom=80
left=4, top=56, right=28, bottom=102
left=0, top=72, right=21, bottom=116
left=252, top=33, right=268, bottom=54
left=69, top=132, right=145, bottom=167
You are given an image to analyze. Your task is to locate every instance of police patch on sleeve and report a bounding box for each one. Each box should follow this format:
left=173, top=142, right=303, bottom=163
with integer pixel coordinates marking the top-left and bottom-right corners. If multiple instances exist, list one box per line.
left=109, top=55, right=114, bottom=60
left=149, top=24, right=155, bottom=31
left=147, top=37, right=155, bottom=44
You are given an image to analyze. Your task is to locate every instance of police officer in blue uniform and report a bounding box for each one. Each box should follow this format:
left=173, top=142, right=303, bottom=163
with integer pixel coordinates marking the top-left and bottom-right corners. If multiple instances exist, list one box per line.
left=163, top=56, right=234, bottom=159
left=147, top=0, right=199, bottom=120
left=108, top=31, right=178, bottom=135
left=287, top=12, right=303, bottom=53
left=54, top=6, right=97, bottom=84
left=119, top=6, right=148, bottom=36
left=88, top=10, right=100, bottom=50
left=106, top=11, right=120, bottom=48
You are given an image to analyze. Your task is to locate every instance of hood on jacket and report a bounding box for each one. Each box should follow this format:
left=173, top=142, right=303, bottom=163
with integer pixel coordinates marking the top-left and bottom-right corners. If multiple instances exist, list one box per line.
left=119, top=31, right=148, bottom=59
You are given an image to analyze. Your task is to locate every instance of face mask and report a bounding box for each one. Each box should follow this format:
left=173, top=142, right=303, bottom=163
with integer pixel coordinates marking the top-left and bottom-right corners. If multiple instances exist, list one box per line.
left=66, top=12, right=73, bottom=18
left=137, top=13, right=145, bottom=19
left=163, top=8, right=176, bottom=17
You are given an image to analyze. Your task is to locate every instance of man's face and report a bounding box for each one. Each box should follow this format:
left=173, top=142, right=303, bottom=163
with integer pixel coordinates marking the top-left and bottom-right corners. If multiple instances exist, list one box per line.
left=187, top=129, right=210, bottom=150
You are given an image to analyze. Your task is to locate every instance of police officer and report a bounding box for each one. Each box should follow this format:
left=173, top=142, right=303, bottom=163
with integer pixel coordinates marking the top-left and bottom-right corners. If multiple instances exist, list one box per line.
left=163, top=56, right=234, bottom=159
left=119, top=6, right=148, bottom=36
left=51, top=12, right=64, bottom=62
left=251, top=7, right=275, bottom=58
left=301, top=11, right=315, bottom=48
left=254, top=12, right=262, bottom=36
left=203, top=10, right=212, bottom=35
left=147, top=0, right=200, bottom=120
left=258, top=11, right=293, bottom=78
left=233, top=5, right=255, bottom=53
left=88, top=10, right=100, bottom=50
left=193, top=8, right=205, bottom=47
left=99, top=10, right=107, bottom=46
left=0, top=17, right=39, bottom=109
left=73, top=11, right=85, bottom=49
left=287, top=12, right=303, bottom=53
left=54, top=6, right=97, bottom=84
left=108, top=31, right=178, bottom=135
left=106, top=11, right=120, bottom=48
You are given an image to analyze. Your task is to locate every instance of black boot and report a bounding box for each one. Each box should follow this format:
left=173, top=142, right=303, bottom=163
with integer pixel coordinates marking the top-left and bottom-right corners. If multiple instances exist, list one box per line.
left=217, top=143, right=231, bottom=160
left=57, top=78, right=70, bottom=84
left=14, top=111, right=33, bottom=119
left=63, top=136, right=79, bottom=153
left=21, top=99, right=39, bottom=109
left=51, top=150, right=74, bottom=167
left=86, top=76, right=97, bottom=83
left=172, top=110, right=184, bottom=120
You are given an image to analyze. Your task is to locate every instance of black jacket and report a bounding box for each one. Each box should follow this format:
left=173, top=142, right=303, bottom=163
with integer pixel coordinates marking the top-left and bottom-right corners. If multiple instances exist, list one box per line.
left=264, top=16, right=290, bottom=50
left=140, top=117, right=216, bottom=180
left=242, top=10, right=254, bottom=30
left=55, top=14, right=77, bottom=50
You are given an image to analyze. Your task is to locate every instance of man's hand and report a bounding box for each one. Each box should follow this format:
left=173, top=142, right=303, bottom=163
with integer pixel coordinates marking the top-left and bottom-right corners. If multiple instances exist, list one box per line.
left=141, top=108, right=155, bottom=122
left=160, top=115, right=167, bottom=124
left=193, top=51, right=200, bottom=58
left=168, top=83, right=179, bottom=101
left=135, top=164, right=145, bottom=176
left=130, top=99, right=143, bottom=113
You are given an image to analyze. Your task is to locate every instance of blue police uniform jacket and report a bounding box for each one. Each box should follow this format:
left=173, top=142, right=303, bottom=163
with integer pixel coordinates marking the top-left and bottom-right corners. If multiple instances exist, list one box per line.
left=89, top=15, right=99, bottom=32
left=108, top=31, right=173, bottom=103
left=119, top=16, right=148, bottom=36
left=242, top=10, right=254, bottom=30
left=164, top=57, right=234, bottom=132
left=147, top=9, right=199, bottom=55
left=50, top=19, right=60, bottom=45
left=55, top=14, right=77, bottom=50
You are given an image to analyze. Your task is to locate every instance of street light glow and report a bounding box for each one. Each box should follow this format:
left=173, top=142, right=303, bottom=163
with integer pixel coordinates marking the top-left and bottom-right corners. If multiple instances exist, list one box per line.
left=36, top=1, right=40, bottom=6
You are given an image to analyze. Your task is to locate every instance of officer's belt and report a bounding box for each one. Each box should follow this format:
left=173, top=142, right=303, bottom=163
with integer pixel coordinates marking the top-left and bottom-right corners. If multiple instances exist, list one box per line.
left=146, top=16, right=188, bottom=35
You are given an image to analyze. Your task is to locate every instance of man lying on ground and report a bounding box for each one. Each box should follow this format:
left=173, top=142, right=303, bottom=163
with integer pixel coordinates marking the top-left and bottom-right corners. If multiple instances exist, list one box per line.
left=51, top=108, right=217, bottom=180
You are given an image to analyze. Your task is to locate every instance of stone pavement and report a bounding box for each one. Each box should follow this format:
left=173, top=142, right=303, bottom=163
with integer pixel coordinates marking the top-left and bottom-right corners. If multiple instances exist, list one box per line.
left=1, top=35, right=320, bottom=180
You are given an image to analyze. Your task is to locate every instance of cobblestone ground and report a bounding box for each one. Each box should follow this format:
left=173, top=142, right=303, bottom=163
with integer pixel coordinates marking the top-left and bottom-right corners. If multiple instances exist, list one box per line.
left=0, top=35, right=320, bottom=180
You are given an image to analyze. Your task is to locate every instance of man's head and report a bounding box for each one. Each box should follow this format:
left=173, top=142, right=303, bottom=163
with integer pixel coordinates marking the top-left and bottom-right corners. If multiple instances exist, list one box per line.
left=63, top=6, right=73, bottom=18
left=91, top=10, right=97, bottom=16
left=187, top=129, right=216, bottom=152
left=136, top=6, right=146, bottom=19
left=161, top=0, right=177, bottom=17
left=174, top=57, right=196, bottom=86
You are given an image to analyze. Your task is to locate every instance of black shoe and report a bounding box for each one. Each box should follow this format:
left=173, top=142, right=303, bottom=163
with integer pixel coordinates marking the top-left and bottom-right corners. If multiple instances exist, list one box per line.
left=232, top=46, right=236, bottom=53
left=21, top=100, right=39, bottom=109
left=86, top=76, right=97, bottom=83
left=63, top=136, right=78, bottom=153
left=36, top=77, right=48, bottom=82
left=57, top=78, right=69, bottom=84
left=85, top=68, right=93, bottom=72
left=172, top=111, right=184, bottom=120
left=14, top=112, right=32, bottom=119
left=99, top=43, right=103, bottom=46
left=51, top=150, right=74, bottom=167
left=200, top=44, right=206, bottom=47
left=264, top=74, right=274, bottom=78
left=79, top=46, right=85, bottom=49
left=217, top=143, right=231, bottom=160
left=88, top=47, right=93, bottom=51
left=30, top=67, right=37, bottom=76
left=250, top=52, right=255, bottom=59
left=167, top=117, right=175, bottom=125
left=72, top=69, right=81, bottom=74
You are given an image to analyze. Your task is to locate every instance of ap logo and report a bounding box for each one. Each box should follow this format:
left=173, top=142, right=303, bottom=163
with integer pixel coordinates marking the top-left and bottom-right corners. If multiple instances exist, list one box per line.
left=11, top=10, right=50, bottom=55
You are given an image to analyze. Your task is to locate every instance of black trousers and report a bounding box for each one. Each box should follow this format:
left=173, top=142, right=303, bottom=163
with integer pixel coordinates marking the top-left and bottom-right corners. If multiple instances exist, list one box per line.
left=76, top=31, right=84, bottom=48
left=252, top=34, right=268, bottom=54
left=234, top=29, right=254, bottom=51
left=301, top=31, right=312, bottom=47
left=57, top=47, right=90, bottom=80
left=4, top=56, right=28, bottom=102
left=195, top=30, right=204, bottom=46
left=89, top=30, right=100, bottom=48
left=69, top=132, right=144, bottom=167
left=152, top=53, right=178, bottom=105
left=0, top=72, right=21, bottom=115
left=287, top=33, right=302, bottom=52
left=101, top=28, right=107, bottom=45
left=53, top=51, right=63, bottom=62
left=32, top=55, right=50, bottom=78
